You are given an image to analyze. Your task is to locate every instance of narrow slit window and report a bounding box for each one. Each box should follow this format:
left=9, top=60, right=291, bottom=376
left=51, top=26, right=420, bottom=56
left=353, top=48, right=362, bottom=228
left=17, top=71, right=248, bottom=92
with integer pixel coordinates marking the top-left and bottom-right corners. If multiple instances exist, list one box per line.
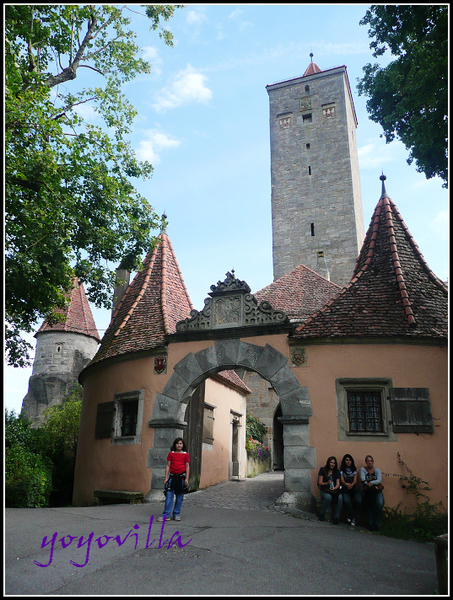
left=311, top=223, right=315, bottom=236
left=308, top=166, right=311, bottom=175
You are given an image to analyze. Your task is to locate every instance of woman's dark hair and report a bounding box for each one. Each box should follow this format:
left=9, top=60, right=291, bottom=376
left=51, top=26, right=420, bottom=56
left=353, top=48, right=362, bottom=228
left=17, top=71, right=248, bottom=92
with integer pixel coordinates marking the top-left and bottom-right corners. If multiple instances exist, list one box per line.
left=323, top=456, right=338, bottom=471
left=340, top=453, right=357, bottom=472
left=171, top=437, right=187, bottom=452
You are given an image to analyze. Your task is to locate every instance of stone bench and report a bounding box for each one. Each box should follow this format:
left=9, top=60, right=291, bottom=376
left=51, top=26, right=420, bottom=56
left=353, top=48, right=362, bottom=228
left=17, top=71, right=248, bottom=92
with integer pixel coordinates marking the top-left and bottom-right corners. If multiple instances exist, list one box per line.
left=93, top=490, right=144, bottom=505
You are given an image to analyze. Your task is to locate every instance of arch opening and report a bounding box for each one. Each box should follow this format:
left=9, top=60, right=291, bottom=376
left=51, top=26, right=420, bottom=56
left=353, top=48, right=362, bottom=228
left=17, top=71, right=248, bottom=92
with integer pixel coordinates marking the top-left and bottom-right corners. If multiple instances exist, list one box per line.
left=147, top=340, right=316, bottom=510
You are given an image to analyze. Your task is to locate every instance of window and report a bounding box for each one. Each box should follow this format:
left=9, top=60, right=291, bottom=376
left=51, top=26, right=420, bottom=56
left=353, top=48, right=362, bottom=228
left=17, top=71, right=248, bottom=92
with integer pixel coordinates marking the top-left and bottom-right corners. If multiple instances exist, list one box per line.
left=305, top=85, right=310, bottom=95
left=336, top=378, right=397, bottom=442
left=308, top=166, right=312, bottom=175
left=347, top=391, right=383, bottom=432
left=302, top=113, right=312, bottom=124
left=120, top=398, right=139, bottom=437
left=310, top=223, right=315, bottom=236
left=203, top=403, right=215, bottom=445
left=95, top=389, right=144, bottom=444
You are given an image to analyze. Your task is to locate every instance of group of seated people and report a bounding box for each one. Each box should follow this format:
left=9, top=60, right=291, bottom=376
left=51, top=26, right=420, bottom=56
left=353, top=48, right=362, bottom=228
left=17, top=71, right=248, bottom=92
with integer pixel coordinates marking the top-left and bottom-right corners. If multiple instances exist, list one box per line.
left=318, top=454, right=384, bottom=531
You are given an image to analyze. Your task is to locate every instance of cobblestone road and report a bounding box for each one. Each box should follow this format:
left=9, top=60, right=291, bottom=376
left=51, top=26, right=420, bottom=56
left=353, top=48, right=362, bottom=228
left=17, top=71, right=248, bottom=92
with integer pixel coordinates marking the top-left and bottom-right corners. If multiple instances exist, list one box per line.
left=183, top=471, right=285, bottom=511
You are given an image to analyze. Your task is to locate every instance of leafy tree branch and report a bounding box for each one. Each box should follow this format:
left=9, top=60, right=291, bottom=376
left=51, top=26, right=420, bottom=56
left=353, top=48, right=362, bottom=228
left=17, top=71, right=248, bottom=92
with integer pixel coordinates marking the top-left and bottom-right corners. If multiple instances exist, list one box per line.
left=5, top=5, right=184, bottom=367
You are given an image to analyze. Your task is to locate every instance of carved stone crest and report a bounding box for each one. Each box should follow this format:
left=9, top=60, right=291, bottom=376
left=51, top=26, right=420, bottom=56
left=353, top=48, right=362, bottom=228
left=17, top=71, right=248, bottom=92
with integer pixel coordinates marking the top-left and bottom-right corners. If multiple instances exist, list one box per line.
left=176, top=271, right=289, bottom=333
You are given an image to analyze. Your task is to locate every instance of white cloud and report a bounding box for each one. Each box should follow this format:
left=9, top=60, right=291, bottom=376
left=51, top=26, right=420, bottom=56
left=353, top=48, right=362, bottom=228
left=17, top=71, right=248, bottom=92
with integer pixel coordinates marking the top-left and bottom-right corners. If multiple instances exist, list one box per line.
left=152, top=65, right=212, bottom=112
left=136, top=129, right=181, bottom=164
left=187, top=10, right=207, bottom=26
left=141, top=46, right=163, bottom=75
left=358, top=138, right=405, bottom=170
left=429, top=210, right=449, bottom=241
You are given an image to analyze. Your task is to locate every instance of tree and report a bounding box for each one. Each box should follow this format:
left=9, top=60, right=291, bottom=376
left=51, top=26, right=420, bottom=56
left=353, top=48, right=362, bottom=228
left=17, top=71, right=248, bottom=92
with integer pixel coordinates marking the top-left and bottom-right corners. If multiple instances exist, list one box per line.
left=357, top=5, right=448, bottom=187
left=5, top=5, right=183, bottom=367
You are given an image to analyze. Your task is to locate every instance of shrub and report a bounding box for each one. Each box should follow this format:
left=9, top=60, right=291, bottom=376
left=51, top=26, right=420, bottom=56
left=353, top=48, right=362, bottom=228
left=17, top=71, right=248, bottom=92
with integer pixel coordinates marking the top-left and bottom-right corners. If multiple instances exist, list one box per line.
left=246, top=413, right=266, bottom=443
left=246, top=438, right=271, bottom=462
left=5, top=444, right=53, bottom=508
left=380, top=453, right=447, bottom=542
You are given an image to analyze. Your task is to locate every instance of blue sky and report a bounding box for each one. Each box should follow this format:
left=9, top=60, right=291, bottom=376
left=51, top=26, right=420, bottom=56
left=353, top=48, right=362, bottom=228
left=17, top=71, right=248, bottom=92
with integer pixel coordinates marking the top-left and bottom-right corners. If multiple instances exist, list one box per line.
left=5, top=4, right=449, bottom=414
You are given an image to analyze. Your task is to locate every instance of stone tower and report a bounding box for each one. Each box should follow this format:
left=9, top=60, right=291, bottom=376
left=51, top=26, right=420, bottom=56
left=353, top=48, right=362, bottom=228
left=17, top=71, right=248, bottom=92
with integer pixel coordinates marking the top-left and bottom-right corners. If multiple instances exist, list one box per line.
left=266, top=55, right=365, bottom=287
left=21, top=279, right=101, bottom=425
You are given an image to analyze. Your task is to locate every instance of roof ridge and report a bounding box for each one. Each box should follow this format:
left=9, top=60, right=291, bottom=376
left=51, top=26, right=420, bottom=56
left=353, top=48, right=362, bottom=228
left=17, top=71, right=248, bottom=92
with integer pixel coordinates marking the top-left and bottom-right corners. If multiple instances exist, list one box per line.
left=161, top=233, right=193, bottom=334
left=389, top=199, right=448, bottom=293
left=113, top=239, right=159, bottom=337
left=384, top=197, right=416, bottom=326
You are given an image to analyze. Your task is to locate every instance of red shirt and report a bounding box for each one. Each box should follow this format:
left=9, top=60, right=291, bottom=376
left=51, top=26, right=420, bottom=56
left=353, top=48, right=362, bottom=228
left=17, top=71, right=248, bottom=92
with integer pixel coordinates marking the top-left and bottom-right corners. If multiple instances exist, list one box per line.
left=167, top=451, right=190, bottom=474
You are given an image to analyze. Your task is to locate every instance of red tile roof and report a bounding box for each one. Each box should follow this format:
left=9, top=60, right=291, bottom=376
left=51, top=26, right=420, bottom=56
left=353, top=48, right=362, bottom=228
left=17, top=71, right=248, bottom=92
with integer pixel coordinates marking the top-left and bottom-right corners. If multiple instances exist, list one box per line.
left=292, top=185, right=448, bottom=341
left=89, top=233, right=193, bottom=365
left=303, top=57, right=322, bottom=77
left=254, top=265, right=341, bottom=322
left=213, top=370, right=251, bottom=395
left=37, top=278, right=101, bottom=341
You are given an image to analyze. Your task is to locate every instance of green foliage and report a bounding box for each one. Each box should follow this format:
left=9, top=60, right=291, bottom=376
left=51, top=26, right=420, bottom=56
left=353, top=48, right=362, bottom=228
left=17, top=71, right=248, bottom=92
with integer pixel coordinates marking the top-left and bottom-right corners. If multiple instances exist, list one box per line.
left=5, top=387, right=84, bottom=507
left=245, top=414, right=270, bottom=462
left=380, top=453, right=447, bottom=542
left=357, top=5, right=448, bottom=186
left=246, top=438, right=271, bottom=462
left=4, top=5, right=184, bottom=366
left=246, top=413, right=266, bottom=443
left=5, top=410, right=53, bottom=507
left=393, top=452, right=432, bottom=502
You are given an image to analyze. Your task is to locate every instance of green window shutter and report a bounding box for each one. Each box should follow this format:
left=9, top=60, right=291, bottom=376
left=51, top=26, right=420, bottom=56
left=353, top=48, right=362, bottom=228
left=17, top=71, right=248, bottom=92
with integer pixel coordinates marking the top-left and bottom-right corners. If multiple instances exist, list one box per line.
left=389, top=388, right=433, bottom=433
left=95, top=401, right=114, bottom=439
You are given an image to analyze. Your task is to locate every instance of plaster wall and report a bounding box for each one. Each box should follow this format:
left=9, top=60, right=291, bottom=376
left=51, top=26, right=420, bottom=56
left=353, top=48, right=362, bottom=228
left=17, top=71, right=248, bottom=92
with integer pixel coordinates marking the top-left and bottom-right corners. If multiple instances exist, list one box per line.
left=73, top=355, right=160, bottom=505
left=199, top=377, right=247, bottom=489
left=295, top=342, right=448, bottom=510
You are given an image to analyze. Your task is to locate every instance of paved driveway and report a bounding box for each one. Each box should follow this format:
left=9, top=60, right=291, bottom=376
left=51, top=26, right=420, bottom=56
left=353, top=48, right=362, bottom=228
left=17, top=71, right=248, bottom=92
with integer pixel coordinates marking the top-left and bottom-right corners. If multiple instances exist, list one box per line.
left=5, top=473, right=440, bottom=595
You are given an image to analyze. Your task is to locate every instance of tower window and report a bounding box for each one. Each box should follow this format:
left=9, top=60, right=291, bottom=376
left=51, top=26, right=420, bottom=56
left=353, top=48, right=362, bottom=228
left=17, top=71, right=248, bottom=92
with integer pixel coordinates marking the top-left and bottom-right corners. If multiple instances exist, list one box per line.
left=306, top=143, right=310, bottom=150
left=311, top=223, right=315, bottom=236
left=305, top=85, right=310, bottom=95
left=308, top=166, right=312, bottom=175
left=302, top=113, right=312, bottom=124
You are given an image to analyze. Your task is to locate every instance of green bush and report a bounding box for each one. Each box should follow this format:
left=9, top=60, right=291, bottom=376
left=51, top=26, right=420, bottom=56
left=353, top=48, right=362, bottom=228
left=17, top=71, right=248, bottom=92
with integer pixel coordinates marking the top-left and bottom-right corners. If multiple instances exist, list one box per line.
left=5, top=386, right=82, bottom=508
left=380, top=453, right=448, bottom=543
left=246, top=413, right=266, bottom=443
left=5, top=444, right=53, bottom=508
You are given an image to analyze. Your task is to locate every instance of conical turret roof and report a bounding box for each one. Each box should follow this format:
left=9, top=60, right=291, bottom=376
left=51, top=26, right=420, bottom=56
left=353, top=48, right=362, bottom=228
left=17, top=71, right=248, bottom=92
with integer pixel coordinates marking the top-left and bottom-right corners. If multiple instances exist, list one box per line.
left=292, top=178, right=448, bottom=340
left=303, top=53, right=322, bottom=77
left=89, top=233, right=193, bottom=366
left=37, top=278, right=101, bottom=342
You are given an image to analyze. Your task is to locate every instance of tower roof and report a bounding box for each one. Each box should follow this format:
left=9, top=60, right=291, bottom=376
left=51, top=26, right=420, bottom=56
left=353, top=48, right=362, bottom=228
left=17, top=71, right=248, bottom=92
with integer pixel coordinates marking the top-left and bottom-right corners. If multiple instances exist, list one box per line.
left=254, top=264, right=341, bottom=322
left=37, top=278, right=101, bottom=342
left=88, top=233, right=193, bottom=366
left=292, top=178, right=448, bottom=340
left=303, top=53, right=322, bottom=77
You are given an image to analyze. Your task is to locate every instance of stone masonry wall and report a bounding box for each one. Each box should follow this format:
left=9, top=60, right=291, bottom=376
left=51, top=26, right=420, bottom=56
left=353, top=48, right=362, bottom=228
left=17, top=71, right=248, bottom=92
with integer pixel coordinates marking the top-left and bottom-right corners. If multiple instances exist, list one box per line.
left=267, top=66, right=364, bottom=287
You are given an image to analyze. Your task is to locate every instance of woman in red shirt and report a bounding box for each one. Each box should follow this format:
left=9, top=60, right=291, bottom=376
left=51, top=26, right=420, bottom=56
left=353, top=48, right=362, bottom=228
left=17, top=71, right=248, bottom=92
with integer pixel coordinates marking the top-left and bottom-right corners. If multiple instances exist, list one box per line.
left=158, top=438, right=190, bottom=522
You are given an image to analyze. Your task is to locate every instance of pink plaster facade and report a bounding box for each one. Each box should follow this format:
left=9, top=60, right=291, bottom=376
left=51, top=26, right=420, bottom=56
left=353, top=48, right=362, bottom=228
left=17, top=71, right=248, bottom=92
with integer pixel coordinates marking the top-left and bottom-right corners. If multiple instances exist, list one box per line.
left=73, top=333, right=447, bottom=514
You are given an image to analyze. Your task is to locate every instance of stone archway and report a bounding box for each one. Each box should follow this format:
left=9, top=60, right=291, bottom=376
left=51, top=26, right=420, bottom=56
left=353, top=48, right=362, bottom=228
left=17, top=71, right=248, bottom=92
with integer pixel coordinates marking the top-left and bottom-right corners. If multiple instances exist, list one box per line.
left=147, top=339, right=316, bottom=510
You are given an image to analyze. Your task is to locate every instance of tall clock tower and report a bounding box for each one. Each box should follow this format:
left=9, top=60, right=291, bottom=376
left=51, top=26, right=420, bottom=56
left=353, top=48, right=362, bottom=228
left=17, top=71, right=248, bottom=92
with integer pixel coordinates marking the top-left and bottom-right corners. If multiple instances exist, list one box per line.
left=266, top=55, right=364, bottom=287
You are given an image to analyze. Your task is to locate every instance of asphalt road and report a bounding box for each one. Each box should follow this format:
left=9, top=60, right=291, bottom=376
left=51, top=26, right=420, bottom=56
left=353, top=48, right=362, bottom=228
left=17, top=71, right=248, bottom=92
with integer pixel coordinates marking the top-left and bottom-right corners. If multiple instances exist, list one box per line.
left=5, top=473, right=440, bottom=595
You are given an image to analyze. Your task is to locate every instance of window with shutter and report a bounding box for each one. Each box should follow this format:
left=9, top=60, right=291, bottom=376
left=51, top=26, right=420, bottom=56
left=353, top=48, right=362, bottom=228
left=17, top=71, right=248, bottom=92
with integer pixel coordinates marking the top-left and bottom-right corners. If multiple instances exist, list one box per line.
left=389, top=388, right=433, bottom=433
left=95, top=401, right=114, bottom=439
left=335, top=378, right=397, bottom=442
left=203, top=403, right=215, bottom=445
left=111, top=389, right=145, bottom=445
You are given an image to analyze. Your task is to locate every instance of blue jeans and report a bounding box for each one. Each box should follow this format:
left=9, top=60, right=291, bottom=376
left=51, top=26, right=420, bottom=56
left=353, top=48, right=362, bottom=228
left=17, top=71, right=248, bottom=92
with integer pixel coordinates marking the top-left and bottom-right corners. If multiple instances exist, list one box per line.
left=162, top=478, right=185, bottom=518
left=320, top=491, right=343, bottom=519
left=342, top=488, right=361, bottom=520
left=362, top=489, right=384, bottom=527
